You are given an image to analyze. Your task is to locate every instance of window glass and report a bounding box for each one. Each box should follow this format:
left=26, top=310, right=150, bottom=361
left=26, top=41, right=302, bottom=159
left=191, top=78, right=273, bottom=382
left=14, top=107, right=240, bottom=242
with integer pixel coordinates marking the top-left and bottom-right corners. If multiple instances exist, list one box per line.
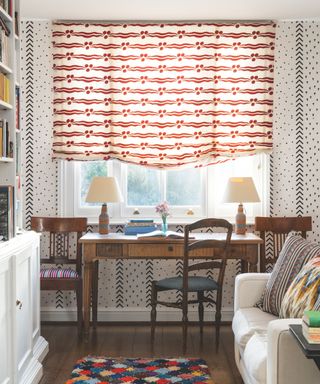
left=127, top=164, right=161, bottom=206
left=80, top=161, right=108, bottom=206
left=166, top=168, right=202, bottom=206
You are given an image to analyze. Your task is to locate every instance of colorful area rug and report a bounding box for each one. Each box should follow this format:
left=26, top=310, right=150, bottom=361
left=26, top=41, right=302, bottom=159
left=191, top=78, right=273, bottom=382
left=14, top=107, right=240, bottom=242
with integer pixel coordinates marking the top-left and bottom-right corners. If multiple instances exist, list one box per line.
left=66, top=356, right=214, bottom=383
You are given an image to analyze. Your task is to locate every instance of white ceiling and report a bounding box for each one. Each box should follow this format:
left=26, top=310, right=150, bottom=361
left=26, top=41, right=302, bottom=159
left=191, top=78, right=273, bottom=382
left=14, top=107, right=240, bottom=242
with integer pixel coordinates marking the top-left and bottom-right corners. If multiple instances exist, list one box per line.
left=21, top=0, right=320, bottom=20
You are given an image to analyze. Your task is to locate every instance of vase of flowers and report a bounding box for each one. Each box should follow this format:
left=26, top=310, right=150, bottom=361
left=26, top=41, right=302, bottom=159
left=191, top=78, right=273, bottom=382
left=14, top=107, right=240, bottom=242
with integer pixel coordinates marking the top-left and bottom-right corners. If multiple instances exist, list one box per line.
left=155, top=201, right=170, bottom=233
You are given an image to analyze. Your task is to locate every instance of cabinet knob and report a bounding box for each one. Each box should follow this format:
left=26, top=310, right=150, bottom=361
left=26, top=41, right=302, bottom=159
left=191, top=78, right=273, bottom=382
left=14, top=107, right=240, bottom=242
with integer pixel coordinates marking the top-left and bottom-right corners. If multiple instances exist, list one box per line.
left=168, top=246, right=174, bottom=252
left=16, top=300, right=22, bottom=309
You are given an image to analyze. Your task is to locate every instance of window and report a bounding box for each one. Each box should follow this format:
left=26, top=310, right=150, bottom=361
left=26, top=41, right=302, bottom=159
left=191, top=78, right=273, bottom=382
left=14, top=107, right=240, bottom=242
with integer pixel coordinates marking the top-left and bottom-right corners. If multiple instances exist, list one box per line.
left=60, top=154, right=268, bottom=223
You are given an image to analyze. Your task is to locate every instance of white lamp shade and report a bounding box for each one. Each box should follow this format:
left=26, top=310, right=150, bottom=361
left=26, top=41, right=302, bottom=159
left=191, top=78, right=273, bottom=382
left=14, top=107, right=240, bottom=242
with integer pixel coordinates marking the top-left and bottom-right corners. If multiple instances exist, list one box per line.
left=85, top=176, right=123, bottom=203
left=222, top=177, right=260, bottom=203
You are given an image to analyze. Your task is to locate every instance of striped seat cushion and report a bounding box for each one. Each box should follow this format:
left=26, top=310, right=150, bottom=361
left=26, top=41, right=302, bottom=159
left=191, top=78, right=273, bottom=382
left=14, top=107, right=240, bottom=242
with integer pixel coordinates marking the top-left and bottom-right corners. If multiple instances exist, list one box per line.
left=40, top=267, right=79, bottom=279
left=257, top=234, right=320, bottom=316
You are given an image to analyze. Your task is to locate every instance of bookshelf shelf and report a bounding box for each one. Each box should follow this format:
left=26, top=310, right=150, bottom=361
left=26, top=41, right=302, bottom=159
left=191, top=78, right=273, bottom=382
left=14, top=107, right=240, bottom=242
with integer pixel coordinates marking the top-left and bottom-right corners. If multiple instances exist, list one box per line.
left=0, top=157, right=13, bottom=163
left=0, top=100, right=12, bottom=109
left=0, top=7, right=12, bottom=23
left=0, top=62, right=12, bottom=74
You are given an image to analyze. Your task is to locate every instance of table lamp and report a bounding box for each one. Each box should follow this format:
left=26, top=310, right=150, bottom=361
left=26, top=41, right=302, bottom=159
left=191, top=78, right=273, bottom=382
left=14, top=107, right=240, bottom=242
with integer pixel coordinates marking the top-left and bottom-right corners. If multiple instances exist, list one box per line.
left=222, top=177, right=260, bottom=235
left=86, top=176, right=123, bottom=235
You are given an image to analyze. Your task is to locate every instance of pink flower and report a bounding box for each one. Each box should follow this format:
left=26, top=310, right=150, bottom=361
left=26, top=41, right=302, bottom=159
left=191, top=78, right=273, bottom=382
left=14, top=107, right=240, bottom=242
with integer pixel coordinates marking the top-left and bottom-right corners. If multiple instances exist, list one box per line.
left=155, top=201, right=170, bottom=219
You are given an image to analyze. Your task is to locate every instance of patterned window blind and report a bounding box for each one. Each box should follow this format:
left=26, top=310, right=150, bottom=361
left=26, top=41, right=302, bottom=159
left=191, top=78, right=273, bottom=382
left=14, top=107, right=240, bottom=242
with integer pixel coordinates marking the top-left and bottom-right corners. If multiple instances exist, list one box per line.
left=52, top=22, right=275, bottom=168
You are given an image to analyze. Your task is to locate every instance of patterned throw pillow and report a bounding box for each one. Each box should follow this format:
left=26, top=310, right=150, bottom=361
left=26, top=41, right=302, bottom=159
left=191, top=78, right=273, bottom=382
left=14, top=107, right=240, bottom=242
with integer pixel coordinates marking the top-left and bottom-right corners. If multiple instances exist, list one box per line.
left=258, top=234, right=320, bottom=316
left=280, top=256, right=320, bottom=318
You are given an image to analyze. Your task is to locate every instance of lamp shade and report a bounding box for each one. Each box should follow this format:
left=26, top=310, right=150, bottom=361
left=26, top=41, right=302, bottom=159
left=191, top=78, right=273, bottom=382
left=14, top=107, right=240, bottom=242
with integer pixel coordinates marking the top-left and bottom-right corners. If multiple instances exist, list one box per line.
left=222, top=177, right=260, bottom=203
left=85, top=176, right=123, bottom=203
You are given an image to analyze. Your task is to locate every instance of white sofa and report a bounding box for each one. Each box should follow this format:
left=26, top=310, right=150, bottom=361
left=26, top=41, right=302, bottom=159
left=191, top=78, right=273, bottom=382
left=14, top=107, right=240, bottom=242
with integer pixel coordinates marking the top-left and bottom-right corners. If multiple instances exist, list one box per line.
left=232, top=273, right=320, bottom=384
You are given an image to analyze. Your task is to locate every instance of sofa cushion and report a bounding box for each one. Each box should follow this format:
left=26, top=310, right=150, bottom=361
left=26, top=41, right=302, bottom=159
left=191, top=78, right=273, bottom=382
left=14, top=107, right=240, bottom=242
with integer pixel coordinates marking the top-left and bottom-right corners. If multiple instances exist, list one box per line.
left=232, top=308, right=277, bottom=349
left=243, top=331, right=267, bottom=384
left=280, top=255, right=320, bottom=318
left=257, top=234, right=320, bottom=316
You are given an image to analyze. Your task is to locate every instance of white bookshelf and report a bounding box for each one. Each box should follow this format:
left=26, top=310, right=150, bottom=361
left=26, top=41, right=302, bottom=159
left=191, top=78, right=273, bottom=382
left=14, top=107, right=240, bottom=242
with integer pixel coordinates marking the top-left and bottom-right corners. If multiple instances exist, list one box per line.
left=0, top=0, right=22, bottom=236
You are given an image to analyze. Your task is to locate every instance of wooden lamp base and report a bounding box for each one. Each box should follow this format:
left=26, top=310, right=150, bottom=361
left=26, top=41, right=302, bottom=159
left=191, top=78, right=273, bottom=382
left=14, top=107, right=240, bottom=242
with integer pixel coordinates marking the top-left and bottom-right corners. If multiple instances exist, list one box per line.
left=99, top=203, right=109, bottom=234
left=235, top=203, right=246, bottom=235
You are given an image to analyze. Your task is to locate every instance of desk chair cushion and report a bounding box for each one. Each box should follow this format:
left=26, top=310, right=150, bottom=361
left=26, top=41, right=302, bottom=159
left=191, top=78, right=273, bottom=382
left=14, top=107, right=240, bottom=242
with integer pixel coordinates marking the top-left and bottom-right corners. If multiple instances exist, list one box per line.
left=156, top=276, right=218, bottom=292
left=40, top=267, right=79, bottom=279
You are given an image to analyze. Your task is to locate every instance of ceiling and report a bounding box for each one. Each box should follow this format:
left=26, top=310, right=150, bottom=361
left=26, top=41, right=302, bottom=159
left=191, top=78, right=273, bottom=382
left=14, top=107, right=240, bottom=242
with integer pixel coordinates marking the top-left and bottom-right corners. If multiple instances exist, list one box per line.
left=21, top=0, right=320, bottom=20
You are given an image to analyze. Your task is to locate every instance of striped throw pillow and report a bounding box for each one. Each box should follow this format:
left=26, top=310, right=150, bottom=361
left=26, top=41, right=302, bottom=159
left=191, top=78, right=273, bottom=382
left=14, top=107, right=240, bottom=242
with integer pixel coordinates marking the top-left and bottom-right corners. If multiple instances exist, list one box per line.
left=259, top=234, right=320, bottom=316
left=280, top=256, right=320, bottom=318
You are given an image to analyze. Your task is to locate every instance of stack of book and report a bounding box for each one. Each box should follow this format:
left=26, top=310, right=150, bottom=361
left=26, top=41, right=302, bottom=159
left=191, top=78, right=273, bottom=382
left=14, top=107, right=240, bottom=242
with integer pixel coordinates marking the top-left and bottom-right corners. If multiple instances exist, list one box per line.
left=0, top=185, right=14, bottom=241
left=302, top=310, right=320, bottom=344
left=124, top=219, right=158, bottom=236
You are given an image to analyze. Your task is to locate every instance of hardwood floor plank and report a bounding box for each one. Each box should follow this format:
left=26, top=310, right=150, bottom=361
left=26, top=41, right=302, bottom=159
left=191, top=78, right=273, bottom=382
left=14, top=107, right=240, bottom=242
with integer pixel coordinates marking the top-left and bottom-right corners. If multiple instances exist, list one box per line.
left=40, top=323, right=242, bottom=384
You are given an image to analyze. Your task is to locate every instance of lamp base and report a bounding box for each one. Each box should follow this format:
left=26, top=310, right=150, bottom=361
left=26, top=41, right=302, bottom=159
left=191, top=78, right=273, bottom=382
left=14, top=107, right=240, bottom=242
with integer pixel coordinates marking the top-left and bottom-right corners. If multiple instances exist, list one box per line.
left=235, top=203, right=246, bottom=235
left=99, top=203, right=109, bottom=234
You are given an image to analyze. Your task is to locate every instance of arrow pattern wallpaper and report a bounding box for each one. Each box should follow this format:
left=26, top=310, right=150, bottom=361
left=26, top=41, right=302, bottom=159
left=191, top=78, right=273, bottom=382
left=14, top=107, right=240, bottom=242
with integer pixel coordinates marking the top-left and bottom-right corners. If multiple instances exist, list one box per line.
left=20, top=20, right=320, bottom=320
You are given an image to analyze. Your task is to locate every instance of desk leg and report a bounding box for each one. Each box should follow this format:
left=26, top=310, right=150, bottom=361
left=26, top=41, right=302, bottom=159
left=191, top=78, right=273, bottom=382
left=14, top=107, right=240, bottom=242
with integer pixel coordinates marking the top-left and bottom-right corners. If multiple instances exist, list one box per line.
left=83, top=243, right=96, bottom=339
left=247, top=244, right=258, bottom=272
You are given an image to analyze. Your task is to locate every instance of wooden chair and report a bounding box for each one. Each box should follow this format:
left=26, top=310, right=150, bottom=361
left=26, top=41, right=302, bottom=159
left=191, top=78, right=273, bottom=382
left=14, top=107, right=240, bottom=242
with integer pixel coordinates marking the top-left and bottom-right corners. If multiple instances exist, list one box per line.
left=31, top=217, right=87, bottom=334
left=255, top=216, right=312, bottom=272
left=150, top=218, right=233, bottom=352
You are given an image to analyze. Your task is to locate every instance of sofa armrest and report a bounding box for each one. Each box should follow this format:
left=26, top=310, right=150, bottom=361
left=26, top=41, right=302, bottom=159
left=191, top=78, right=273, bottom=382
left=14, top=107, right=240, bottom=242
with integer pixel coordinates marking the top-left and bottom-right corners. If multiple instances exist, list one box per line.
left=267, top=319, right=320, bottom=384
left=234, top=273, right=270, bottom=312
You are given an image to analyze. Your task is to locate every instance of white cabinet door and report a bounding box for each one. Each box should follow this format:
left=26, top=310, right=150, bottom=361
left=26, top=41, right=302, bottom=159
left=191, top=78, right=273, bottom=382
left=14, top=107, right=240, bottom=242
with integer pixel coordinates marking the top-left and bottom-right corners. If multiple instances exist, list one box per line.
left=0, top=256, right=13, bottom=384
left=13, top=246, right=33, bottom=383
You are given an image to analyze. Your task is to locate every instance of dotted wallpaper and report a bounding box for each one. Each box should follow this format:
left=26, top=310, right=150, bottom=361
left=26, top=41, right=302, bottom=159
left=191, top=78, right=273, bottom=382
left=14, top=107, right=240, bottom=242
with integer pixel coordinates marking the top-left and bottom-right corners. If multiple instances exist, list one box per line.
left=20, top=19, right=320, bottom=320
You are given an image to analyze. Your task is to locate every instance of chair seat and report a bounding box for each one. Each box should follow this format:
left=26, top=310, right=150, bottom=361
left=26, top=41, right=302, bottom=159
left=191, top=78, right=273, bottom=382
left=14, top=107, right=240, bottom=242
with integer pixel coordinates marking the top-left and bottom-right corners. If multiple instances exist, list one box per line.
left=155, top=276, right=218, bottom=292
left=40, top=267, right=79, bottom=279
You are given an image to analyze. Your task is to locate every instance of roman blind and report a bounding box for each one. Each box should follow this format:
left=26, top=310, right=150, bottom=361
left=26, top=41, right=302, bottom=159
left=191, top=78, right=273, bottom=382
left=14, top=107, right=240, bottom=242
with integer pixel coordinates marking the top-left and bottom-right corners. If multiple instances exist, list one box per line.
left=52, top=22, right=275, bottom=168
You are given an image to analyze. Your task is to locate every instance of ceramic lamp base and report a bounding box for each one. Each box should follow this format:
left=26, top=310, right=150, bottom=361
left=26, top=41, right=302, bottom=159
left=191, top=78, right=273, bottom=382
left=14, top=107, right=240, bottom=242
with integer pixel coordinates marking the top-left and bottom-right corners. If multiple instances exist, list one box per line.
left=235, top=203, right=246, bottom=235
left=99, top=203, right=109, bottom=234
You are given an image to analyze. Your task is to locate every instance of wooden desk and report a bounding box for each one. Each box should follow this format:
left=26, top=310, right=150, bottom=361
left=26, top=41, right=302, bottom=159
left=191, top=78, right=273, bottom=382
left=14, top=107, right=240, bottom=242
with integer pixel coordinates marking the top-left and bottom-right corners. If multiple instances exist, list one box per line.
left=80, top=232, right=263, bottom=337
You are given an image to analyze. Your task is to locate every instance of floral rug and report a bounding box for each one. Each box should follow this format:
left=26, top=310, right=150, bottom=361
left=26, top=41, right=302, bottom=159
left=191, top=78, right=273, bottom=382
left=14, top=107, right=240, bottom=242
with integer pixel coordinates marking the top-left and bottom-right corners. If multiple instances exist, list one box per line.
left=66, top=356, right=214, bottom=383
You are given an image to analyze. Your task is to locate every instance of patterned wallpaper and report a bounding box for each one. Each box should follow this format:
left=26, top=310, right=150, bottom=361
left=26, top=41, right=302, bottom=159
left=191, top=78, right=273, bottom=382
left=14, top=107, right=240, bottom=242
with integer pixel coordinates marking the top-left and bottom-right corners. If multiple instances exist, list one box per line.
left=20, top=20, right=320, bottom=321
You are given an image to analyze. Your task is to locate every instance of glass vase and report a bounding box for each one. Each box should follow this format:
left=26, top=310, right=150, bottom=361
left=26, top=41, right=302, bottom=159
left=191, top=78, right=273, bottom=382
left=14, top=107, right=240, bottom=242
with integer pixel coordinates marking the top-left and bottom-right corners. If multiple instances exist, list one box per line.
left=161, top=217, right=168, bottom=233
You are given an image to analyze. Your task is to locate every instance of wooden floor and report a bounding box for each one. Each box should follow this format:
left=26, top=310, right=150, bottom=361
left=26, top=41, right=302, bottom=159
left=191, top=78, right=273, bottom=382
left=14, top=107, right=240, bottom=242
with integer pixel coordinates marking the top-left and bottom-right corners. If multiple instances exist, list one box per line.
left=40, top=323, right=242, bottom=384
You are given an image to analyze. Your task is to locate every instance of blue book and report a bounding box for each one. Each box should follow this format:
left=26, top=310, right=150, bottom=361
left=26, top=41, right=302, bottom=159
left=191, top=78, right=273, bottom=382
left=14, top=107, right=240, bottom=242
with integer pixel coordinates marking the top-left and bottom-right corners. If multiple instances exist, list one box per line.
left=129, top=219, right=154, bottom=223
left=124, top=224, right=157, bottom=236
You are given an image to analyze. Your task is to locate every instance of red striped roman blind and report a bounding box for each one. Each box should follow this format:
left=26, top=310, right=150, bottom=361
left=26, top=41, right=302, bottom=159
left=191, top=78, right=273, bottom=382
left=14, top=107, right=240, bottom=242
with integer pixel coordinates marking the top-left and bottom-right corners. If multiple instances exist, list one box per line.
left=52, top=22, right=275, bottom=168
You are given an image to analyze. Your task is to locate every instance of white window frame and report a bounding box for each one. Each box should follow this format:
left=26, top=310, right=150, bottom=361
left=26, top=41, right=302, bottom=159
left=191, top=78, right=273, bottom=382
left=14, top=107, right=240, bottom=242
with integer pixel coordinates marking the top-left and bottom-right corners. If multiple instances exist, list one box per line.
left=59, top=154, right=269, bottom=224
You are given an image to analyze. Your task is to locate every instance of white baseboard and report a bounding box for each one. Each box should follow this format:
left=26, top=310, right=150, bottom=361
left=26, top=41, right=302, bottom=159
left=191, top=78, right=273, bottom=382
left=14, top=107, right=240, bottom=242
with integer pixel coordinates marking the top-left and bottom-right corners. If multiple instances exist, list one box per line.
left=41, top=307, right=234, bottom=322
left=33, top=336, right=49, bottom=363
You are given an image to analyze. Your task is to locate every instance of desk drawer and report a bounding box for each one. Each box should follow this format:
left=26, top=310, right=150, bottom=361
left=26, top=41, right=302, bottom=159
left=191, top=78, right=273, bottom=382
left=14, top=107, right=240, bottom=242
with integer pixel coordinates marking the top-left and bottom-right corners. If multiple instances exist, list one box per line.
left=128, top=243, right=183, bottom=258
left=96, top=243, right=122, bottom=257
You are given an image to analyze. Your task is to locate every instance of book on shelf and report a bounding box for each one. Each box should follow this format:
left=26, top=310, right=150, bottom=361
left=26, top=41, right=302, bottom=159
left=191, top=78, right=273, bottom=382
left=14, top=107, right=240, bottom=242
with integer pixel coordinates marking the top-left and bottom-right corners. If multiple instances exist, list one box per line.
left=303, top=310, right=320, bottom=327
left=15, top=86, right=20, bottom=130
left=0, top=118, right=12, bottom=158
left=137, top=230, right=190, bottom=239
left=0, top=72, right=10, bottom=103
left=14, top=10, right=18, bottom=36
left=0, top=185, right=14, bottom=241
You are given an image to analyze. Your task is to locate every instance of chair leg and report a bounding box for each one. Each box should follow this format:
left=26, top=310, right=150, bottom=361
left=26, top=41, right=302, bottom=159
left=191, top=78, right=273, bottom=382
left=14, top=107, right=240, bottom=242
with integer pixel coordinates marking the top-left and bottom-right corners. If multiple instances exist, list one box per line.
left=215, top=289, right=222, bottom=351
left=92, top=260, right=99, bottom=329
left=182, top=292, right=188, bottom=354
left=150, top=281, right=158, bottom=343
left=198, top=291, right=204, bottom=335
left=76, top=283, right=83, bottom=336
